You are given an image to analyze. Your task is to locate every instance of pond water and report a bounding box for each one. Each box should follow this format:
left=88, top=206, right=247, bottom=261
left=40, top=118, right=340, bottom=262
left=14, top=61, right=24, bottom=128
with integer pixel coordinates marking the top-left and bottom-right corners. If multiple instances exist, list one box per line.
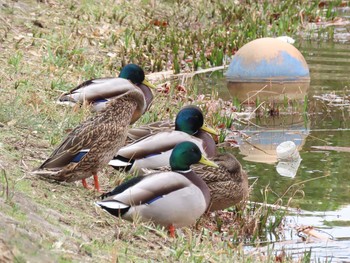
left=194, top=20, right=350, bottom=262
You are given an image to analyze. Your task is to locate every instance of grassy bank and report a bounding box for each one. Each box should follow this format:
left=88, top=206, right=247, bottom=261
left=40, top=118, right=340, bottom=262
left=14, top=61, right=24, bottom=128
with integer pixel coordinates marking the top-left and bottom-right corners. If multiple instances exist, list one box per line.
left=0, top=0, right=337, bottom=262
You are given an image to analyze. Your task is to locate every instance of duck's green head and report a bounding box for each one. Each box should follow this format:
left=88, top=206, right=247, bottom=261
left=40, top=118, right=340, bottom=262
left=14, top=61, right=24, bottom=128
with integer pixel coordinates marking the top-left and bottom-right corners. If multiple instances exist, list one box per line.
left=119, top=64, right=155, bottom=89
left=175, top=105, right=218, bottom=136
left=170, top=141, right=218, bottom=171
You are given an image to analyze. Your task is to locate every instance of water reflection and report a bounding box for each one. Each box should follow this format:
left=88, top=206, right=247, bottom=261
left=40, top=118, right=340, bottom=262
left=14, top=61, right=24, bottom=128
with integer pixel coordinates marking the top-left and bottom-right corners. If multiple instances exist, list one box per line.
left=276, top=158, right=302, bottom=178
left=272, top=204, right=350, bottom=261
left=236, top=116, right=309, bottom=165
left=193, top=34, right=350, bottom=259
left=226, top=81, right=309, bottom=103
left=190, top=6, right=350, bottom=252
left=226, top=53, right=308, bottom=171
left=194, top=41, right=350, bottom=209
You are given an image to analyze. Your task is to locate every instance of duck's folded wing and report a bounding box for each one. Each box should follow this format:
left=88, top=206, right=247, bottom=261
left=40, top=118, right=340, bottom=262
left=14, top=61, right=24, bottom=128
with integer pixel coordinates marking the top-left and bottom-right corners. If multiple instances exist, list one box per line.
left=118, top=131, right=206, bottom=159
left=192, top=164, right=222, bottom=182
left=127, top=120, right=174, bottom=141
left=38, top=116, right=107, bottom=169
left=102, top=172, right=190, bottom=206
left=59, top=78, right=135, bottom=102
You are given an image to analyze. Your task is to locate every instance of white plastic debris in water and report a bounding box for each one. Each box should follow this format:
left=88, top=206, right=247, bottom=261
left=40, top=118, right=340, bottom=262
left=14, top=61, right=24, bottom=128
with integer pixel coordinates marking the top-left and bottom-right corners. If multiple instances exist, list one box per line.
left=276, top=141, right=302, bottom=178
left=276, top=141, right=300, bottom=161
left=276, top=159, right=302, bottom=178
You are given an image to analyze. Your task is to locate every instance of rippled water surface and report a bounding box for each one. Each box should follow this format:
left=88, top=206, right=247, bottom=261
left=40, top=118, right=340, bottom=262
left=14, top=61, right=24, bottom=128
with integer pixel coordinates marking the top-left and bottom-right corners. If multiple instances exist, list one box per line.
left=195, top=24, right=350, bottom=262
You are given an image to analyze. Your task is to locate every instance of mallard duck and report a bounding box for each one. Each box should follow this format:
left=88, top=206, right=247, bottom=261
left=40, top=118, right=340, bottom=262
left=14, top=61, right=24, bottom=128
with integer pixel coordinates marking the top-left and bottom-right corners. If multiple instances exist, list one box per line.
left=32, top=88, right=146, bottom=192
left=127, top=105, right=217, bottom=142
left=109, top=105, right=218, bottom=172
left=96, top=141, right=218, bottom=236
left=193, top=152, right=249, bottom=211
left=58, top=64, right=155, bottom=115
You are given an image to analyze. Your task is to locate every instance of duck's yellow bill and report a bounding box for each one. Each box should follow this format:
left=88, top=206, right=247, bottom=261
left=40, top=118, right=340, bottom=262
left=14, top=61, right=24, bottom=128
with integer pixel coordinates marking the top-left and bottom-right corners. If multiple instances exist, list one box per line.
left=199, top=156, right=219, bottom=168
left=200, top=122, right=218, bottom=136
left=142, top=79, right=156, bottom=89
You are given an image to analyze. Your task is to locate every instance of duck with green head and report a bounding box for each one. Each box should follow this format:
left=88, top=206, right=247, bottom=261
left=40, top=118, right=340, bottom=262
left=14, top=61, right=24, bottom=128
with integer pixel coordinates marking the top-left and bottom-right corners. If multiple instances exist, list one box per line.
left=58, top=64, right=155, bottom=117
left=96, top=141, right=218, bottom=236
left=109, top=105, right=218, bottom=172
left=32, top=88, right=146, bottom=192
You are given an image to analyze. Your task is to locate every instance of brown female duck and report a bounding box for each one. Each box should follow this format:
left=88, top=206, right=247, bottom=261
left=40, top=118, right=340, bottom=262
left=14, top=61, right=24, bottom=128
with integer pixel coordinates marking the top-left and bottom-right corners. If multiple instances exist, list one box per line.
left=33, top=88, right=146, bottom=191
left=193, top=152, right=249, bottom=211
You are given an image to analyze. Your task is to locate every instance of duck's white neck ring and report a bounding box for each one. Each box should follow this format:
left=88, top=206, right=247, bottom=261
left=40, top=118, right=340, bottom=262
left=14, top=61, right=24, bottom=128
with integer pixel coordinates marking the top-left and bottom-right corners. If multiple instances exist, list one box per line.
left=173, top=169, right=192, bottom=174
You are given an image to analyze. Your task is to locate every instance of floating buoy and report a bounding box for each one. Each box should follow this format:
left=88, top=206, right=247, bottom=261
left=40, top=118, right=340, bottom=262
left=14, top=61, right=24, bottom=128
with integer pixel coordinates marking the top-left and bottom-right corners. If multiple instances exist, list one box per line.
left=226, top=37, right=309, bottom=82
left=226, top=37, right=310, bottom=102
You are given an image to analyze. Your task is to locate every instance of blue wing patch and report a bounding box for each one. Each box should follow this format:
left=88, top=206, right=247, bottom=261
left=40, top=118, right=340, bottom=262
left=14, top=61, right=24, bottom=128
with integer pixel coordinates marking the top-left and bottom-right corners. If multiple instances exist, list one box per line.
left=146, top=195, right=163, bottom=204
left=71, top=150, right=89, bottom=163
